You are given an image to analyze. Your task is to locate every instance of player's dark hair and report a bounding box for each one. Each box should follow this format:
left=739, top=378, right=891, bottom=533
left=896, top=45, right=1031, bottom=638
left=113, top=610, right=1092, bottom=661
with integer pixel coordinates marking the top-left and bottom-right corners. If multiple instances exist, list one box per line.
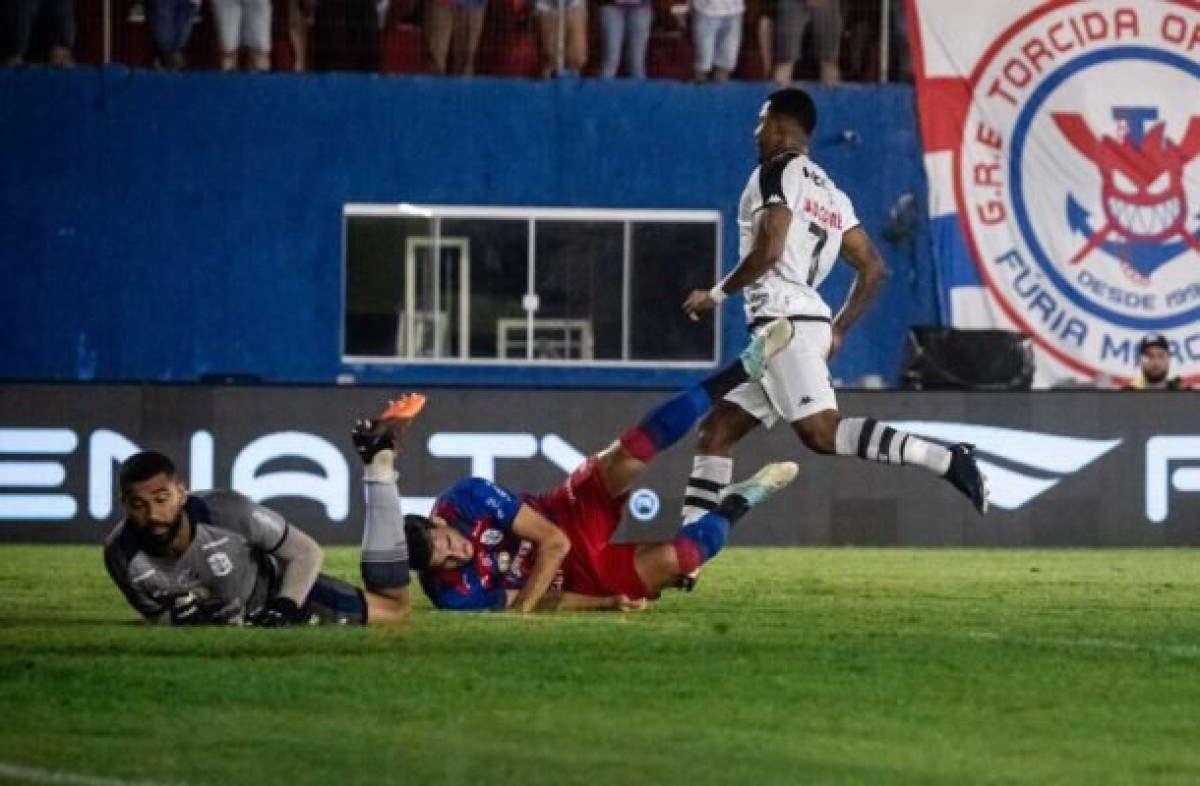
left=404, top=514, right=435, bottom=571
left=118, top=451, right=179, bottom=493
left=767, top=88, right=818, bottom=135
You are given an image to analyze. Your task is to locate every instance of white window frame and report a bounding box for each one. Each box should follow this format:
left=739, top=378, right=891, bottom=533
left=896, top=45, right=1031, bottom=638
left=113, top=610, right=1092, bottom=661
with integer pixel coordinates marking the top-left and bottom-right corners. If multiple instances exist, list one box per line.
left=342, top=204, right=723, bottom=368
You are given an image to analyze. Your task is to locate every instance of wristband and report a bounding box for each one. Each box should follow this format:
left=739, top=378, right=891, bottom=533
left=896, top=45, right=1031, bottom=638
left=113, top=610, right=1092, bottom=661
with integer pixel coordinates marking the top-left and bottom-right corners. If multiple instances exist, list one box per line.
left=708, top=284, right=728, bottom=304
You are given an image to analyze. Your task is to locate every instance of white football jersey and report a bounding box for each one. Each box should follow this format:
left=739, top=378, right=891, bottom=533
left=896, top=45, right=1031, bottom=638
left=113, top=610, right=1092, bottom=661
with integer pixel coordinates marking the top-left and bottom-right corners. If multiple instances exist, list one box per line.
left=736, top=150, right=860, bottom=324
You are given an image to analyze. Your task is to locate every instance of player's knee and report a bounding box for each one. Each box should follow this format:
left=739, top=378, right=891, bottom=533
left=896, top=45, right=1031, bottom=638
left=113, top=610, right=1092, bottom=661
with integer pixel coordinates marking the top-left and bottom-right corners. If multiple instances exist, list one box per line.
left=796, top=416, right=837, bottom=454
left=696, top=411, right=736, bottom=453
left=799, top=430, right=836, bottom=454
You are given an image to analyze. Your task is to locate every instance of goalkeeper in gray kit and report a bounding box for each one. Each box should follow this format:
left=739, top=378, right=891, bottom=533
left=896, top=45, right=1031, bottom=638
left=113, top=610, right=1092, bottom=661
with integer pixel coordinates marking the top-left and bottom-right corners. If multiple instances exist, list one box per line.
left=102, top=395, right=425, bottom=627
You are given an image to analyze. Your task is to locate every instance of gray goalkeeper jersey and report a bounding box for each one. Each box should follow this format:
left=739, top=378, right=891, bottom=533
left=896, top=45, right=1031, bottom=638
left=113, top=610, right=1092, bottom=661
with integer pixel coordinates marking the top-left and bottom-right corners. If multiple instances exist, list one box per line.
left=104, top=490, right=290, bottom=623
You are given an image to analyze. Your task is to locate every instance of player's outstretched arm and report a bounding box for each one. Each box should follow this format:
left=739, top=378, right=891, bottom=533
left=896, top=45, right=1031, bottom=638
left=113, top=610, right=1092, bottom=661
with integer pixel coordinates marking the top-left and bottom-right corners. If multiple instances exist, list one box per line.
left=506, top=505, right=570, bottom=613
left=684, top=204, right=792, bottom=320
left=829, top=226, right=887, bottom=356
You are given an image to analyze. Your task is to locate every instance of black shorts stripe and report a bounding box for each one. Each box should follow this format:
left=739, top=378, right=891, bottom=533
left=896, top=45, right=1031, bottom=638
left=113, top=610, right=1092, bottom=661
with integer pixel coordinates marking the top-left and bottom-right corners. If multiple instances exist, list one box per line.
left=748, top=314, right=832, bottom=331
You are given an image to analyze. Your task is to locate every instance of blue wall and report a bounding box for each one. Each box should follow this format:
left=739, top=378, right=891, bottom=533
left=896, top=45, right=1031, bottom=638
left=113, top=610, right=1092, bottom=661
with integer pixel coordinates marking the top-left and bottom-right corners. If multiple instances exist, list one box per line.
left=0, top=69, right=935, bottom=387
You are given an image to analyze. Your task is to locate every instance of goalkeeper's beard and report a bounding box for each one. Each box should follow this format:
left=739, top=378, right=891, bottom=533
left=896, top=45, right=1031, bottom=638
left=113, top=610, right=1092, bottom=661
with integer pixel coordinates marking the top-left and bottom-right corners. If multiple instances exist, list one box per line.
left=136, top=512, right=184, bottom=555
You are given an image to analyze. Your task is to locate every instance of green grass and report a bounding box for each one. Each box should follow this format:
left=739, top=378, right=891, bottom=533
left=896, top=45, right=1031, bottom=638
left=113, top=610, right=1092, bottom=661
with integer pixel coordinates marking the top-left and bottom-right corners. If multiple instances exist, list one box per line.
left=2, top=547, right=1199, bottom=785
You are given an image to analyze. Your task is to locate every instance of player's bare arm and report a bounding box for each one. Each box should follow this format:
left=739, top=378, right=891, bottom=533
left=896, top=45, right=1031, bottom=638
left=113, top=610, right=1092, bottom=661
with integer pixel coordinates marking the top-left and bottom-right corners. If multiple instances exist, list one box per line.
left=828, top=225, right=887, bottom=356
left=684, top=204, right=793, bottom=321
left=506, top=504, right=571, bottom=613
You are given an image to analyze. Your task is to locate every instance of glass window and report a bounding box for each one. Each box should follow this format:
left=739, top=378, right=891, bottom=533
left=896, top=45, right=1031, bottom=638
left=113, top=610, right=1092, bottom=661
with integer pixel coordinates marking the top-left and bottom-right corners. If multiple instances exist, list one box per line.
left=438, top=218, right=527, bottom=359
left=629, top=222, right=718, bottom=361
left=533, top=220, right=623, bottom=361
left=343, top=214, right=432, bottom=357
left=342, top=206, right=720, bottom=366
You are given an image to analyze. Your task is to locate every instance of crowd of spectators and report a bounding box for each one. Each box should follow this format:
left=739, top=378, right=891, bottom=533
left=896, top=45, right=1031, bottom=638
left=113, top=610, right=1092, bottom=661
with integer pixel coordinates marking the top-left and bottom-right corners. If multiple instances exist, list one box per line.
left=3, top=0, right=76, bottom=66
left=1, top=0, right=910, bottom=83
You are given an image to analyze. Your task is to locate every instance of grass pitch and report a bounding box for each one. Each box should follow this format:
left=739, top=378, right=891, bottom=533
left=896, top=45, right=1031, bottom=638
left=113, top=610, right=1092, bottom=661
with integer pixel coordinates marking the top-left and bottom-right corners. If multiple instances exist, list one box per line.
left=1, top=546, right=1199, bottom=786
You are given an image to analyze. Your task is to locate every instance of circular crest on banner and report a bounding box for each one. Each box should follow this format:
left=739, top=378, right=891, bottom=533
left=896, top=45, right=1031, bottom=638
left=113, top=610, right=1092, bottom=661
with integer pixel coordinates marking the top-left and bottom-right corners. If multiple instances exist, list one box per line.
left=956, top=1, right=1200, bottom=381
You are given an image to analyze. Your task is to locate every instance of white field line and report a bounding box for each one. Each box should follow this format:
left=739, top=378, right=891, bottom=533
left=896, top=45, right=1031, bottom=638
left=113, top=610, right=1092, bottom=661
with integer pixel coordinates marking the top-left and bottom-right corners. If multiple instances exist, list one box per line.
left=0, top=762, right=188, bottom=786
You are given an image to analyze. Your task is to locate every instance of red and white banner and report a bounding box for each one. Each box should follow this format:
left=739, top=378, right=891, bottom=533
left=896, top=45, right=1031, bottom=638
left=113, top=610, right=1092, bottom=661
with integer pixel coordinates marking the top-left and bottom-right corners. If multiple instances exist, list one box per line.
left=907, top=0, right=1200, bottom=386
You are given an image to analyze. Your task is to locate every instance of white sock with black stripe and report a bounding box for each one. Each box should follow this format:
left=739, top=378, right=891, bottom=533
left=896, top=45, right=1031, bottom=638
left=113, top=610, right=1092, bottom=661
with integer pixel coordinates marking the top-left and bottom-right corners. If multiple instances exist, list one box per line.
left=834, top=417, right=952, bottom=475
left=681, top=455, right=734, bottom=524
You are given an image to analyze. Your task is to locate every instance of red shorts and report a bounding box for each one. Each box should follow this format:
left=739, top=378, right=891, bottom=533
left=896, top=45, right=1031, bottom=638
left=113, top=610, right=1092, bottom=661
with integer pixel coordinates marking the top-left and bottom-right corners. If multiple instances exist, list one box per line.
left=528, top=457, right=651, bottom=600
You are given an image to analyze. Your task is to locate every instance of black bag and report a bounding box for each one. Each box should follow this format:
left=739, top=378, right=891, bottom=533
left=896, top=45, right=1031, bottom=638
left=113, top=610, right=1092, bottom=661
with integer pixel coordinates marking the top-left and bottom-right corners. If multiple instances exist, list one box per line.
left=900, top=327, right=1035, bottom=390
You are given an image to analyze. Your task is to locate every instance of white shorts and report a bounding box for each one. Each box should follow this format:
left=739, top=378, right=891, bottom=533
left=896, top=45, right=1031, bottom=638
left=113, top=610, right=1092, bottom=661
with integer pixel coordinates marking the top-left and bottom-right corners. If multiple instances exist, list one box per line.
left=211, top=0, right=272, bottom=53
left=724, top=319, right=838, bottom=427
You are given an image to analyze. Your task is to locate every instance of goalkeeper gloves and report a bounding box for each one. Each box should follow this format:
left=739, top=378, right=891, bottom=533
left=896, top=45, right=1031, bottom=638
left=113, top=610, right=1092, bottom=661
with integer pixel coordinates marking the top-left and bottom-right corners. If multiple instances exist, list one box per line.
left=249, top=597, right=307, bottom=627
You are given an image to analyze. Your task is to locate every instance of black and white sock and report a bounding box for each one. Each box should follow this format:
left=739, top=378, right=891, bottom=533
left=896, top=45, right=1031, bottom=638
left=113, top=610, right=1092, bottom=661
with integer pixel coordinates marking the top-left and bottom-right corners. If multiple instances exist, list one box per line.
left=681, top=455, right=734, bottom=524
left=834, top=417, right=952, bottom=475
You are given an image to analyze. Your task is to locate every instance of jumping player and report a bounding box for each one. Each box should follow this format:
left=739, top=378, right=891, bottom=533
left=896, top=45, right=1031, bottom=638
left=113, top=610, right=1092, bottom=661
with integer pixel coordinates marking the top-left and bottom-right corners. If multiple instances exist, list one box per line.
left=102, top=396, right=426, bottom=626
left=401, top=318, right=799, bottom=612
left=680, top=88, right=988, bottom=567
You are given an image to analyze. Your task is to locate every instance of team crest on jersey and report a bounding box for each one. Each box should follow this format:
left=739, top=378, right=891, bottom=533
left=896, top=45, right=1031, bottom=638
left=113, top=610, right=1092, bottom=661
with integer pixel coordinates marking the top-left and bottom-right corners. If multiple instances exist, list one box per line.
left=956, top=2, right=1200, bottom=382
left=480, top=527, right=504, bottom=547
left=206, top=552, right=233, bottom=577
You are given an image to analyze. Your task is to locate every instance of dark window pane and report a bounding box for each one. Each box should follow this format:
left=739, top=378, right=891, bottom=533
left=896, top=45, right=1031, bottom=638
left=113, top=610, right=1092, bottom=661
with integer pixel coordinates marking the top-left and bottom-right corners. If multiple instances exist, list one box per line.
left=344, top=215, right=431, bottom=356
left=533, top=221, right=624, bottom=360
left=630, top=222, right=717, bottom=361
left=440, top=219, right=528, bottom=359
left=344, top=209, right=720, bottom=364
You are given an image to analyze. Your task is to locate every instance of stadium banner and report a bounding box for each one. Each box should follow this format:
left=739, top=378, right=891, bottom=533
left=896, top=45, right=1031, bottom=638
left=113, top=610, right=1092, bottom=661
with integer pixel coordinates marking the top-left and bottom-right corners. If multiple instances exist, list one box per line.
left=2, top=384, right=1200, bottom=547
left=907, top=0, right=1200, bottom=387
